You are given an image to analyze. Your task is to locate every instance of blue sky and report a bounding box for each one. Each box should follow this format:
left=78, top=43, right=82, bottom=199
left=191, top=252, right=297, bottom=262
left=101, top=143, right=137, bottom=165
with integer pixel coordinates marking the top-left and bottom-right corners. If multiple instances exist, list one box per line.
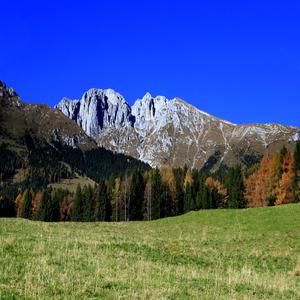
left=1, top=1, right=300, bottom=126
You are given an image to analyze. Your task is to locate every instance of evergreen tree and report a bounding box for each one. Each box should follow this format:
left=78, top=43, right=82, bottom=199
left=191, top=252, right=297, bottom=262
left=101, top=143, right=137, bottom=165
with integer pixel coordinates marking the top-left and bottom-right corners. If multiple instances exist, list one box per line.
left=173, top=168, right=185, bottom=215
left=81, top=184, right=93, bottom=221
left=151, top=169, right=163, bottom=220
left=94, top=180, right=111, bottom=221
left=105, top=182, right=112, bottom=221
left=292, top=141, right=300, bottom=202
left=201, top=186, right=210, bottom=209
left=49, top=189, right=61, bottom=222
left=72, top=184, right=83, bottom=221
left=129, top=171, right=144, bottom=220
left=195, top=175, right=207, bottom=210
left=278, top=145, right=288, bottom=178
left=36, top=189, right=50, bottom=221
left=183, top=183, right=193, bottom=213
left=227, top=166, right=246, bottom=208
left=21, top=189, right=33, bottom=219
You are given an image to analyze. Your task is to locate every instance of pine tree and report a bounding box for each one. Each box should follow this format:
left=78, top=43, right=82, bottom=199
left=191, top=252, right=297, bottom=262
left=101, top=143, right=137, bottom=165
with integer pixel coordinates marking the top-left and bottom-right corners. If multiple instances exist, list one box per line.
left=72, top=184, right=83, bottom=221
left=94, top=180, right=106, bottom=221
left=36, top=189, right=50, bottom=221
left=129, top=170, right=144, bottom=221
left=94, top=180, right=111, bottom=221
left=201, top=186, right=210, bottom=209
left=278, top=145, right=288, bottom=178
left=292, top=141, right=300, bottom=202
left=174, top=168, right=185, bottom=214
left=195, top=175, right=206, bottom=210
left=81, top=184, right=93, bottom=221
left=105, top=182, right=112, bottom=221
left=49, top=189, right=61, bottom=222
left=184, top=183, right=193, bottom=212
left=151, top=169, right=163, bottom=220
left=21, top=189, right=33, bottom=219
left=227, top=166, right=246, bottom=208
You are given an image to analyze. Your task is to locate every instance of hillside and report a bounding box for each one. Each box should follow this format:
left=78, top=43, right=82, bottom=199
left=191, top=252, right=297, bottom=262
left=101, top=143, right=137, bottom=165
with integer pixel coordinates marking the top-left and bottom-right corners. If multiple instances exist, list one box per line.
left=0, top=81, right=150, bottom=186
left=1, top=204, right=300, bottom=299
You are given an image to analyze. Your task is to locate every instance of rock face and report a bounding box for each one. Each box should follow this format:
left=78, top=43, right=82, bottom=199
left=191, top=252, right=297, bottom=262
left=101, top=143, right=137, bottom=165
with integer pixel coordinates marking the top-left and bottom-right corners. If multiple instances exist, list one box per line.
left=0, top=80, right=23, bottom=107
left=56, top=89, right=134, bottom=138
left=56, top=89, right=300, bottom=169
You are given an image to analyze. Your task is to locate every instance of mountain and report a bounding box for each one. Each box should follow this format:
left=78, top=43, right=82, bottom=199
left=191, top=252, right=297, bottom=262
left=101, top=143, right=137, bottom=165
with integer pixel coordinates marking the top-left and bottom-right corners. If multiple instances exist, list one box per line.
left=0, top=80, right=96, bottom=151
left=0, top=81, right=150, bottom=184
left=56, top=88, right=300, bottom=170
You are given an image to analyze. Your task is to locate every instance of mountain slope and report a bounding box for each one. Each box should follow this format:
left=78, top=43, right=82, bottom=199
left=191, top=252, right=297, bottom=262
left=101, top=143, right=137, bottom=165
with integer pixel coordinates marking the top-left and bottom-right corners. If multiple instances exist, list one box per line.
left=56, top=88, right=300, bottom=169
left=0, top=81, right=150, bottom=184
left=0, top=81, right=96, bottom=151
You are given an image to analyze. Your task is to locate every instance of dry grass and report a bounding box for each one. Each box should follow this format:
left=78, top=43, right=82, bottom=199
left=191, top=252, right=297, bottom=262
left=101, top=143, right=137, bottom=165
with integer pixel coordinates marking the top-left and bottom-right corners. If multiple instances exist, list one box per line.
left=49, top=175, right=97, bottom=193
left=1, top=204, right=300, bottom=299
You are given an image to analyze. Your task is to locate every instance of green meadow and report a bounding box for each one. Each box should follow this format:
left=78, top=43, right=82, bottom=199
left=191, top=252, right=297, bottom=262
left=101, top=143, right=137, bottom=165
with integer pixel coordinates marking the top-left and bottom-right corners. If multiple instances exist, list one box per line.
left=1, top=204, right=300, bottom=299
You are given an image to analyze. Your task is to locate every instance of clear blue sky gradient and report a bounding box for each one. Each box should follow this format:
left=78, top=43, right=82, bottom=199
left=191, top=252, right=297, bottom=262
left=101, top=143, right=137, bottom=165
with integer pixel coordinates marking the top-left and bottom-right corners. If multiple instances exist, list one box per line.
left=1, top=1, right=300, bottom=127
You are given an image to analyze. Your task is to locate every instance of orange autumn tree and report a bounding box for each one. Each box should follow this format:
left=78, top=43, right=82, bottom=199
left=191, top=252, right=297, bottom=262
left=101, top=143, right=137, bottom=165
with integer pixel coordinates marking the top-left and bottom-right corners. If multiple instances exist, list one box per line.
left=32, top=191, right=43, bottom=219
left=160, top=166, right=178, bottom=215
left=205, top=176, right=228, bottom=207
left=183, top=169, right=193, bottom=191
left=244, top=154, right=273, bottom=207
left=244, top=148, right=295, bottom=208
left=276, top=151, right=294, bottom=205
left=15, top=192, right=25, bottom=218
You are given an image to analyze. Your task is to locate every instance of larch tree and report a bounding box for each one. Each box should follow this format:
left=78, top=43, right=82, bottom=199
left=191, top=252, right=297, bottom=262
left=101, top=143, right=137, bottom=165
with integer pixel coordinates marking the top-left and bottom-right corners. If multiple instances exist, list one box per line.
left=244, top=155, right=272, bottom=207
left=276, top=151, right=294, bottom=205
left=205, top=177, right=228, bottom=208
left=183, top=169, right=194, bottom=212
left=160, top=166, right=178, bottom=217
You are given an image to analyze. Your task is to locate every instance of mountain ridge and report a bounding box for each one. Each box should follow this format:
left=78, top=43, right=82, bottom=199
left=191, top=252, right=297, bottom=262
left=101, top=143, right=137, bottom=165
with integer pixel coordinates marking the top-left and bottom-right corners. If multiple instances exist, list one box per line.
left=56, top=88, right=300, bottom=169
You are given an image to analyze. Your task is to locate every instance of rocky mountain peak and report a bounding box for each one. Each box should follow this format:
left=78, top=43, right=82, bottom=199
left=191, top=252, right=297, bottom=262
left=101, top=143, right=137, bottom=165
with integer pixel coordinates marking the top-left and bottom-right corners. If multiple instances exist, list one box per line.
left=55, top=88, right=134, bottom=138
left=0, top=80, right=23, bottom=107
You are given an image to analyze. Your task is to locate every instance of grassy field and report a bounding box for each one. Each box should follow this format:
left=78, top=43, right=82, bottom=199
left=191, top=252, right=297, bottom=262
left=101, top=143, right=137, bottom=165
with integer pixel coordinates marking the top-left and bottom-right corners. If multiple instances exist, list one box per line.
left=1, top=204, right=300, bottom=299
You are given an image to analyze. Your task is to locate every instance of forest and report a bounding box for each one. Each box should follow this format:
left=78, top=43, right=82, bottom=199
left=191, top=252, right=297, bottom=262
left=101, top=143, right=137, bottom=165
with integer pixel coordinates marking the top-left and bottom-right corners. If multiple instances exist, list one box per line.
left=2, top=141, right=299, bottom=222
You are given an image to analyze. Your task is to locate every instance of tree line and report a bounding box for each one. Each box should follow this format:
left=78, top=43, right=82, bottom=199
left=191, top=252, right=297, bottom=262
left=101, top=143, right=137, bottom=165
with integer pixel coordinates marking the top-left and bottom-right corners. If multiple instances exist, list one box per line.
left=4, top=141, right=300, bottom=221
left=13, top=164, right=247, bottom=222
